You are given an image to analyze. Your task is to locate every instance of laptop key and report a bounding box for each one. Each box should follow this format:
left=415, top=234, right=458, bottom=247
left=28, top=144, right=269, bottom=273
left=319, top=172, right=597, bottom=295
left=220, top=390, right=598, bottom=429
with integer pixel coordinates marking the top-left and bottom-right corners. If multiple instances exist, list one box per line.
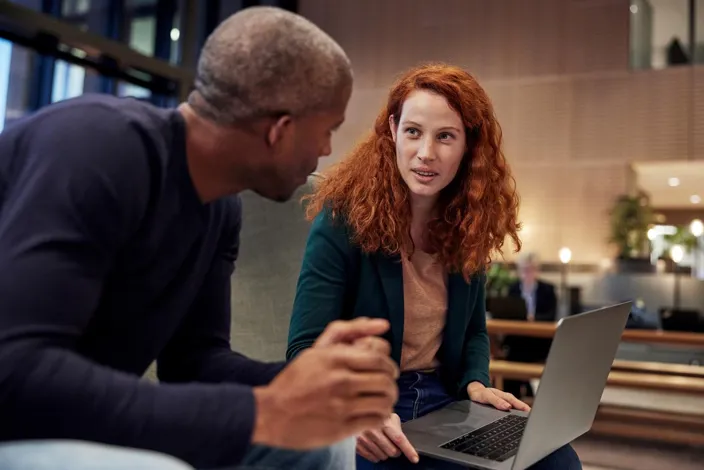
left=440, top=414, right=528, bottom=462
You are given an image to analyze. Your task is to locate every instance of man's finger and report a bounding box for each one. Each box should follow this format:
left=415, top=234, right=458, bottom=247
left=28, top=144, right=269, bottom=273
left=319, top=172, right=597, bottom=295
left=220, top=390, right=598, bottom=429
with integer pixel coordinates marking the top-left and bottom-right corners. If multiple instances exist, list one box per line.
left=346, top=415, right=387, bottom=437
left=384, top=426, right=419, bottom=463
left=332, top=346, right=399, bottom=378
left=344, top=395, right=397, bottom=421
left=353, top=336, right=391, bottom=355
left=341, top=372, right=397, bottom=400
left=317, top=318, right=390, bottom=347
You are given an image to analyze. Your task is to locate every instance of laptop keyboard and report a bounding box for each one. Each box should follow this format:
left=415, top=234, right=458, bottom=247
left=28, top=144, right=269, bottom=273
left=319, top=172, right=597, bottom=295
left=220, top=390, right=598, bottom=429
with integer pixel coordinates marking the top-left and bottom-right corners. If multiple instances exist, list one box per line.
left=439, top=414, right=527, bottom=462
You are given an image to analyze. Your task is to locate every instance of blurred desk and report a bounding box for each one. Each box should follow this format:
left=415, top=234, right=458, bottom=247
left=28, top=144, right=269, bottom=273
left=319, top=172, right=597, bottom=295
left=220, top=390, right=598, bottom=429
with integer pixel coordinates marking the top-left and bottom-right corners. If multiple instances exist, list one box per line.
left=486, top=319, right=704, bottom=348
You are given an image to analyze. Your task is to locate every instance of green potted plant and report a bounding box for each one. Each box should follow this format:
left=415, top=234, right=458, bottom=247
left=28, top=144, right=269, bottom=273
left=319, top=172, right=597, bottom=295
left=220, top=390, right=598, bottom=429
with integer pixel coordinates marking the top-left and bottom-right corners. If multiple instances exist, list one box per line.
left=485, top=263, right=517, bottom=298
left=608, top=190, right=655, bottom=272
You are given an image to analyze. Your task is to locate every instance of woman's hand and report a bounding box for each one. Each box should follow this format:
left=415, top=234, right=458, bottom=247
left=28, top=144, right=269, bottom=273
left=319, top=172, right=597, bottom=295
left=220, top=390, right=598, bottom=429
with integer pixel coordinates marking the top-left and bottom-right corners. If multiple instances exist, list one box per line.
left=356, top=413, right=420, bottom=464
left=467, top=382, right=531, bottom=412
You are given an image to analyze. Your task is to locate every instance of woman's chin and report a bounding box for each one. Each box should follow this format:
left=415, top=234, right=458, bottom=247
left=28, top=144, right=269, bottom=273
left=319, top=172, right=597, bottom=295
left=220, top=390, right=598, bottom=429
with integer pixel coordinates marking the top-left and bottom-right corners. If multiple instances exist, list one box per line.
left=408, top=185, right=442, bottom=200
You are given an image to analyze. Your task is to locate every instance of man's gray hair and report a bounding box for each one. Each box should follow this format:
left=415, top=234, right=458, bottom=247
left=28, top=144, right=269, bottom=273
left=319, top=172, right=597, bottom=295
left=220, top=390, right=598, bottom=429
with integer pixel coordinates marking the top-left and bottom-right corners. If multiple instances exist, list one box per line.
left=517, top=252, right=540, bottom=268
left=190, top=6, right=353, bottom=124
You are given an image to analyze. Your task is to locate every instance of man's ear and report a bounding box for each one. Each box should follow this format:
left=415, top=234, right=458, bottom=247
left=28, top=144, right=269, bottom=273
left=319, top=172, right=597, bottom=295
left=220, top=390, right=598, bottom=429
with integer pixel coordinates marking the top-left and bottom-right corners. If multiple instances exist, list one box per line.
left=266, top=115, right=294, bottom=147
left=389, top=114, right=397, bottom=143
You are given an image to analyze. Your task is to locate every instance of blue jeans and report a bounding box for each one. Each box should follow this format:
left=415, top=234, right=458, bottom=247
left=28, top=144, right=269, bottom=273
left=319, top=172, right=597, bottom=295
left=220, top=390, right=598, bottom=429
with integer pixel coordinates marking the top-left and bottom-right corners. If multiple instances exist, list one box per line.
left=0, top=437, right=356, bottom=470
left=357, top=371, right=582, bottom=470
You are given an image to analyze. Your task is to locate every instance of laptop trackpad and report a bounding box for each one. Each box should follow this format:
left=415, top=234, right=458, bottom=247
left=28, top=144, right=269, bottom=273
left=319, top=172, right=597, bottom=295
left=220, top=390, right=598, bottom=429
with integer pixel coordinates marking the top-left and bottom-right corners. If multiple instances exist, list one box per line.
left=403, top=400, right=510, bottom=442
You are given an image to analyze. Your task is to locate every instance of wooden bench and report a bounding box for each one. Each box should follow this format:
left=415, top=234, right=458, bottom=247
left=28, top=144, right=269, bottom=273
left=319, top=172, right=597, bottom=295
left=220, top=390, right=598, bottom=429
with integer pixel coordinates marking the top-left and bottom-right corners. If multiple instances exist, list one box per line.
left=489, top=360, right=704, bottom=446
left=610, top=359, right=704, bottom=378
left=486, top=319, right=704, bottom=347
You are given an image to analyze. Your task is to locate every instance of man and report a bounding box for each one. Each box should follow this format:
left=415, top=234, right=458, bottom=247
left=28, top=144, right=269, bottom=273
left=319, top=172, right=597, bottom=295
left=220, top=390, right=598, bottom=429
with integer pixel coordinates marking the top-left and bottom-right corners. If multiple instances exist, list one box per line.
left=503, top=252, right=557, bottom=398
left=0, top=7, right=398, bottom=470
left=509, top=252, right=558, bottom=322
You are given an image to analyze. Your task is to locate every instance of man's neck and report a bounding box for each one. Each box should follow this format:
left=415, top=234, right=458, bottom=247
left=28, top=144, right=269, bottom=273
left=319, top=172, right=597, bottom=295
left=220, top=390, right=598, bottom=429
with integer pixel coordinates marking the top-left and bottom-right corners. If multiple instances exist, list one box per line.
left=178, top=104, right=258, bottom=203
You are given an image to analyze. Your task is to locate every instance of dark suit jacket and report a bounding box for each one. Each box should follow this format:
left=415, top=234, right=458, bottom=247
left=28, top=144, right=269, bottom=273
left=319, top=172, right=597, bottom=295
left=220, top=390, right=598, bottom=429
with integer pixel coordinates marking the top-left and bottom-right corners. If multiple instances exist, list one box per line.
left=505, top=280, right=557, bottom=363
left=286, top=209, right=491, bottom=399
left=507, top=280, right=557, bottom=321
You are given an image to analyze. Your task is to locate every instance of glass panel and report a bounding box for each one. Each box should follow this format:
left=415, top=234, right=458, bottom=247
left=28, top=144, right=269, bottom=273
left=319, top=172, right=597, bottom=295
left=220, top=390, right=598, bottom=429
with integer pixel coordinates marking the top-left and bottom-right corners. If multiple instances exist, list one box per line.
left=117, top=82, right=152, bottom=99
left=51, top=60, right=86, bottom=103
left=170, top=11, right=181, bottom=65
left=696, top=0, right=704, bottom=64
left=0, top=41, right=33, bottom=132
left=0, top=39, right=12, bottom=133
left=51, top=59, right=107, bottom=104
left=129, top=16, right=156, bottom=56
left=630, top=0, right=692, bottom=70
left=62, top=0, right=91, bottom=16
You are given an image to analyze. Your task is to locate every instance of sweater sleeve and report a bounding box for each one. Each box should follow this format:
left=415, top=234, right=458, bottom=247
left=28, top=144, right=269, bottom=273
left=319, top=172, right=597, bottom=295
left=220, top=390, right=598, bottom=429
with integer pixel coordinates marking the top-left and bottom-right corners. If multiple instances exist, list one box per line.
left=0, top=106, right=256, bottom=468
left=457, top=273, right=492, bottom=398
left=286, top=209, right=355, bottom=361
left=158, top=195, right=286, bottom=387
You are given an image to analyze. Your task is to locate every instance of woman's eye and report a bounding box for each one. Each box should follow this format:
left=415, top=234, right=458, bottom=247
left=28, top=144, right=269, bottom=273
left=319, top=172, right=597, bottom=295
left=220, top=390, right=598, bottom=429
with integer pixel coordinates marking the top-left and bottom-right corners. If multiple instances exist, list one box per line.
left=405, top=127, right=419, bottom=136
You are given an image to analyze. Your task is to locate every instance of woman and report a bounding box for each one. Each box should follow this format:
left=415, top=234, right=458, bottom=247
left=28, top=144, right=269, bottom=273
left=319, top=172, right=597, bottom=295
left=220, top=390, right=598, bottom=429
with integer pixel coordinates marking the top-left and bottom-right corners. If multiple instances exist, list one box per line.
left=286, top=64, right=582, bottom=470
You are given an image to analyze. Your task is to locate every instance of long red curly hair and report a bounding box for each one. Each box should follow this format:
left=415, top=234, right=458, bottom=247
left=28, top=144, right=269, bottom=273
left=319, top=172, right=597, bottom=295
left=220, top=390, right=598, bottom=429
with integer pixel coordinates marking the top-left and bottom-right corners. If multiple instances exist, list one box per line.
left=305, top=63, right=521, bottom=280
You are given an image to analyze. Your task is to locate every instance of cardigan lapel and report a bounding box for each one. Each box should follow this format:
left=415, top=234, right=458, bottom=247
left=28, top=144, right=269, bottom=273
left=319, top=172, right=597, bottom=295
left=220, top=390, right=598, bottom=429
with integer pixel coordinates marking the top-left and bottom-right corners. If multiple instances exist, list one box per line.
left=440, top=273, right=473, bottom=366
left=373, top=253, right=405, bottom=364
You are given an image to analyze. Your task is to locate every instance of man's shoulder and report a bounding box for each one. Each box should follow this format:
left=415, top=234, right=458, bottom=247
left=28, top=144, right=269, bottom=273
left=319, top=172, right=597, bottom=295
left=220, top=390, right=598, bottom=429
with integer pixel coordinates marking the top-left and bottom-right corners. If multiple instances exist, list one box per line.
left=12, top=94, right=176, bottom=146
left=23, top=94, right=158, bottom=125
left=3, top=94, right=180, bottom=187
left=537, top=280, right=555, bottom=292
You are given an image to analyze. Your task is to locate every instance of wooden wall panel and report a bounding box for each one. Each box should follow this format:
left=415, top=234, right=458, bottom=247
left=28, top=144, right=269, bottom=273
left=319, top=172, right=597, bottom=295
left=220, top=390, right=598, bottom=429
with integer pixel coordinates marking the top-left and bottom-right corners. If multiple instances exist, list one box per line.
left=300, top=0, right=703, bottom=263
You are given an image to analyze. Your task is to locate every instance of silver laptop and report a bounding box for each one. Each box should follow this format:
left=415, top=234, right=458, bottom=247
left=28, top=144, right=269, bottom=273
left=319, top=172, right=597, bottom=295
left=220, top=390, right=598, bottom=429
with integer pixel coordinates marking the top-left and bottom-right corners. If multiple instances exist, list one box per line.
left=402, top=301, right=632, bottom=470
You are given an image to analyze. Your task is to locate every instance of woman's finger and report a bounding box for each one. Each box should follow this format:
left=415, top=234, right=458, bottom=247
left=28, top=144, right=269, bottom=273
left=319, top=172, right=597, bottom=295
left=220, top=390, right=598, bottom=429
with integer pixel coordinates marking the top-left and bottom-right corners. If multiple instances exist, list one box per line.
left=383, top=424, right=419, bottom=463
left=500, top=391, right=531, bottom=411
left=482, top=390, right=511, bottom=410
left=369, top=428, right=401, bottom=458
left=358, top=433, right=388, bottom=461
left=356, top=439, right=380, bottom=463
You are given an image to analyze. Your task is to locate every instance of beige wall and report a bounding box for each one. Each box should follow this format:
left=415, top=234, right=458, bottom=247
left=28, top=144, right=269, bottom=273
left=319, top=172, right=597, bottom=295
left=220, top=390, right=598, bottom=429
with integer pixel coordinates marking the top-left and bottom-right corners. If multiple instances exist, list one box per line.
left=300, top=0, right=704, bottom=264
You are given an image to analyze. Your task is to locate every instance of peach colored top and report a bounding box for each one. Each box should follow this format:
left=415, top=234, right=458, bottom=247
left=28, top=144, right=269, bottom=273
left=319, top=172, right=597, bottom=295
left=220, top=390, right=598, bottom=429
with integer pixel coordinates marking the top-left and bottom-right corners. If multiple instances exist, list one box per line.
left=400, top=249, right=448, bottom=371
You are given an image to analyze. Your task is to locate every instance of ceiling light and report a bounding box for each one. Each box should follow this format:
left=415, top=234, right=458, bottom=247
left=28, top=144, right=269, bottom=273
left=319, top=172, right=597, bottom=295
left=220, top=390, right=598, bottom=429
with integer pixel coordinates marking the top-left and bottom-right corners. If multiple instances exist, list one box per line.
left=559, top=247, right=572, bottom=264
left=670, top=245, right=684, bottom=264
left=170, top=28, right=180, bottom=41
left=630, top=5, right=638, bottom=14
left=691, top=195, right=701, bottom=204
left=668, top=177, right=680, bottom=187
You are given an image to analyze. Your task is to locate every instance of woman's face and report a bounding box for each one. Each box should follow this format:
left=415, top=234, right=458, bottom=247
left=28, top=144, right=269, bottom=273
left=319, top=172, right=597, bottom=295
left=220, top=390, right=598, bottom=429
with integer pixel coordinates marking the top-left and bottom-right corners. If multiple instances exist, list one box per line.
left=390, top=89, right=467, bottom=202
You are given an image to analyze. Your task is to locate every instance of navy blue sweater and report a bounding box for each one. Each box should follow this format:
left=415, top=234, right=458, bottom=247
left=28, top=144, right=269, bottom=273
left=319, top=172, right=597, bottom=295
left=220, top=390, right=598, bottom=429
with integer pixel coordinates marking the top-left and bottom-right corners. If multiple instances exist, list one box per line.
left=0, top=94, right=285, bottom=467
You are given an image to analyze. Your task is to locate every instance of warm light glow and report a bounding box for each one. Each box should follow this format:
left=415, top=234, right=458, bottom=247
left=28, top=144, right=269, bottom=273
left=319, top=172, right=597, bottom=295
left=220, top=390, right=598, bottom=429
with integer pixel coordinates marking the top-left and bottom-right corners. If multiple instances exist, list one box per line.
left=668, top=177, right=680, bottom=187
left=670, top=245, right=684, bottom=264
left=599, top=258, right=612, bottom=271
left=690, top=219, right=704, bottom=237
left=630, top=4, right=638, bottom=14
left=559, top=247, right=572, bottom=264
left=647, top=228, right=657, bottom=240
left=170, top=28, right=180, bottom=41
left=691, top=195, right=702, bottom=204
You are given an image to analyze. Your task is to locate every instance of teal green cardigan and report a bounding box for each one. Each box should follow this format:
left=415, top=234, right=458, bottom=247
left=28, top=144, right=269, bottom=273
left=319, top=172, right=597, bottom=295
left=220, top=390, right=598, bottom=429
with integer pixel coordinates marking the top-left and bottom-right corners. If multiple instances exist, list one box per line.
left=286, top=209, right=491, bottom=399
